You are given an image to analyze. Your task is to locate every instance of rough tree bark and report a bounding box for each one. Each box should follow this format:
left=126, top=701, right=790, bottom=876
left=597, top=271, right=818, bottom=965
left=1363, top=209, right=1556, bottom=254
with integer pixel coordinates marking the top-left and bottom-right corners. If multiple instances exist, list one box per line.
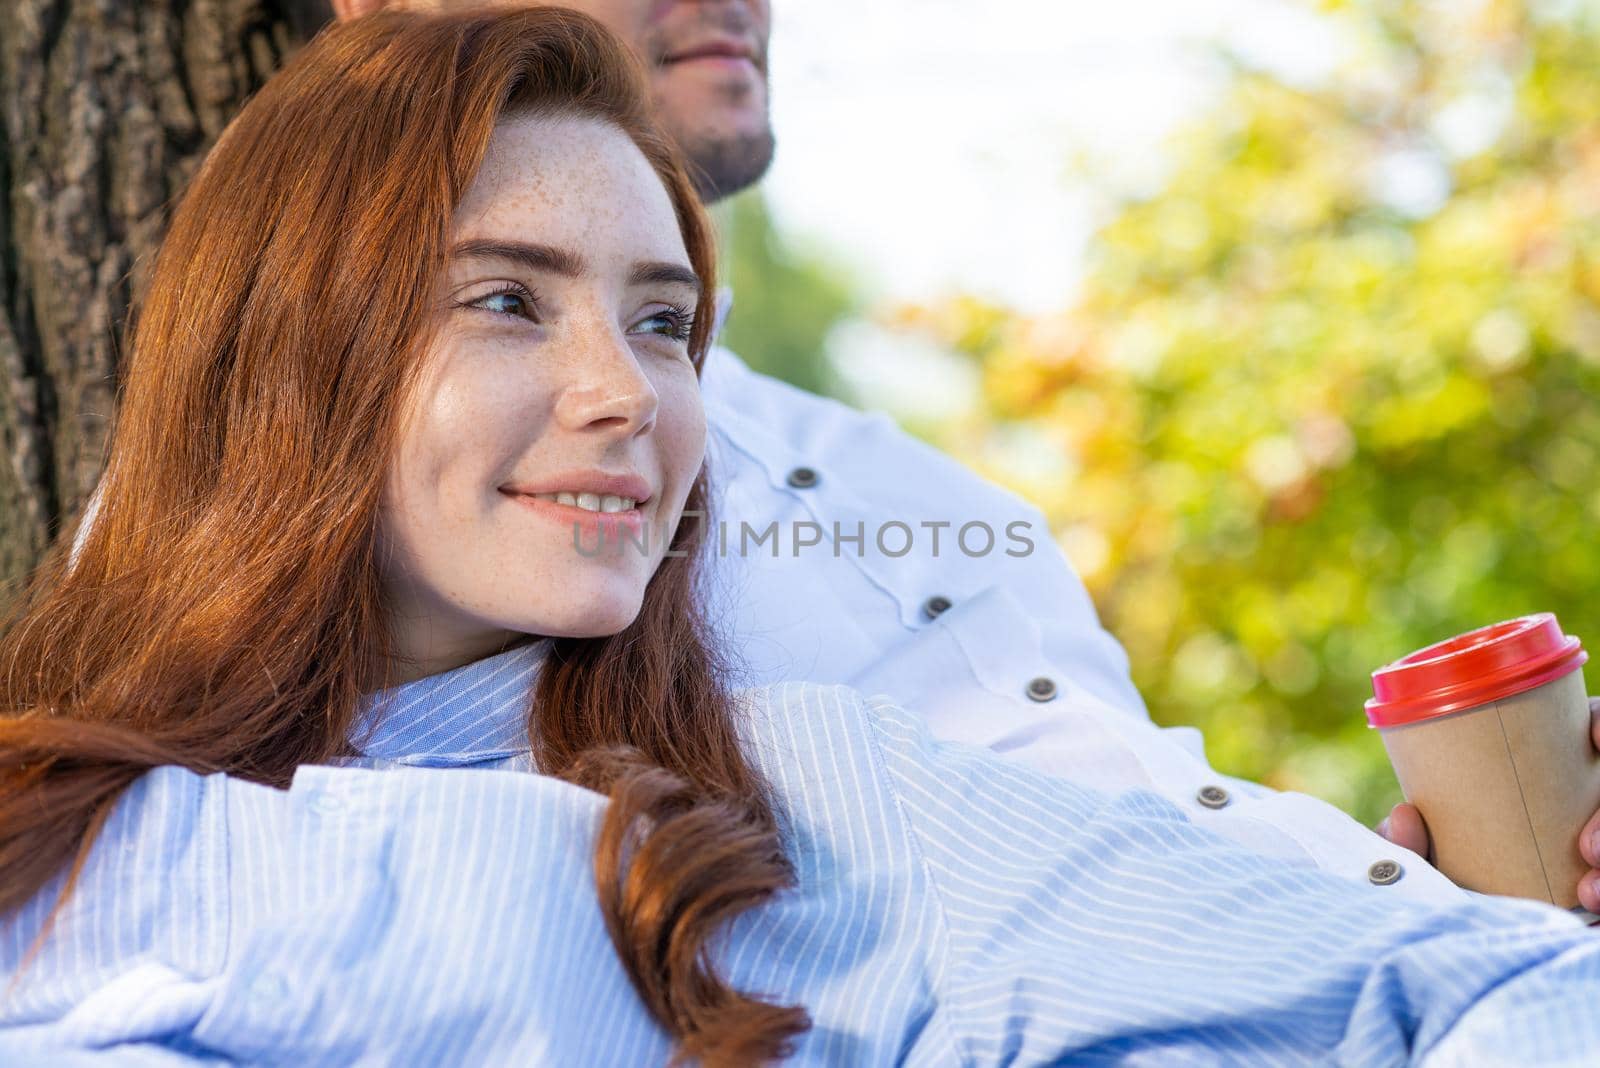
left=0, top=0, right=332, bottom=593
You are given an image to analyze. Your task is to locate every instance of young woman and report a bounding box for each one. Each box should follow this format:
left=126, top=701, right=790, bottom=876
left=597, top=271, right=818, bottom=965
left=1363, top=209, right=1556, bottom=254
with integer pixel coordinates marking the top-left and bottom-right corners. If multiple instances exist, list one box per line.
left=0, top=8, right=795, bottom=1062
left=3, top=9, right=1600, bottom=1067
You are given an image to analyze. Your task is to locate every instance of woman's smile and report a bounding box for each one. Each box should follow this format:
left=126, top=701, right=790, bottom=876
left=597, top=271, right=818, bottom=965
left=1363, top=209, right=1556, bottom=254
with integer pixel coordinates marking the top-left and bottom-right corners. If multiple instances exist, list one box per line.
left=501, top=488, right=648, bottom=543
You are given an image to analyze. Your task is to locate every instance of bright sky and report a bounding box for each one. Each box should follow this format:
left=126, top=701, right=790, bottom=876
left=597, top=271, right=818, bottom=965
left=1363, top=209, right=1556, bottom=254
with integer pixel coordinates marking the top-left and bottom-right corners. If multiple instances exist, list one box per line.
left=761, top=0, right=1343, bottom=315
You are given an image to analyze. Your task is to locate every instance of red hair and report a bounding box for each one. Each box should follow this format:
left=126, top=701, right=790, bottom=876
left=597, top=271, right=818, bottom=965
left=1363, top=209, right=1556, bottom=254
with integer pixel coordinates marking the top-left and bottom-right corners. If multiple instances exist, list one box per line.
left=0, top=10, right=807, bottom=1064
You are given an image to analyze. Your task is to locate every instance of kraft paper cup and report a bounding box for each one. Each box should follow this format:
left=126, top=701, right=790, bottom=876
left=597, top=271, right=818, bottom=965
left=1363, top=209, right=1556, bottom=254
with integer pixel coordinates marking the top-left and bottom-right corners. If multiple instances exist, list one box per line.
left=1368, top=614, right=1600, bottom=916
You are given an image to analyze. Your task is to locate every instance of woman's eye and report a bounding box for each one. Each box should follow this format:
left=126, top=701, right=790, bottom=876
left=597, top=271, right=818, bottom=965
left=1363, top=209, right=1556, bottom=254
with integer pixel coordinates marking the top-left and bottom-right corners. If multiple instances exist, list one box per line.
left=461, top=285, right=540, bottom=322
left=633, top=305, right=696, bottom=344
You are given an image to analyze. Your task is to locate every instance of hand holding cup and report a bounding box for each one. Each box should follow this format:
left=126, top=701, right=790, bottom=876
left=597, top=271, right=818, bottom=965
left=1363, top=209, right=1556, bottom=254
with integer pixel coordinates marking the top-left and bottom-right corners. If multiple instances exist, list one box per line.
left=1379, top=696, right=1600, bottom=911
left=1367, top=615, right=1600, bottom=918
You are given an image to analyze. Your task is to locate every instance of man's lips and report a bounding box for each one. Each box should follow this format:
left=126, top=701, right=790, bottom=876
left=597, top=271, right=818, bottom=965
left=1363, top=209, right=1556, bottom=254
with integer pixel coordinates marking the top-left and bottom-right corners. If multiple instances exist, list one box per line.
left=662, top=39, right=762, bottom=70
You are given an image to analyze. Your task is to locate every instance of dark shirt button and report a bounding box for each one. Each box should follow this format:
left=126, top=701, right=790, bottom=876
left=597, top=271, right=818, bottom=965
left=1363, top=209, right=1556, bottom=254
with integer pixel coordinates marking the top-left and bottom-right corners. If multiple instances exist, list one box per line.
left=921, top=595, right=952, bottom=621
left=1367, top=859, right=1404, bottom=886
left=1025, top=676, right=1057, bottom=702
left=1196, top=785, right=1231, bottom=809
left=786, top=466, right=819, bottom=489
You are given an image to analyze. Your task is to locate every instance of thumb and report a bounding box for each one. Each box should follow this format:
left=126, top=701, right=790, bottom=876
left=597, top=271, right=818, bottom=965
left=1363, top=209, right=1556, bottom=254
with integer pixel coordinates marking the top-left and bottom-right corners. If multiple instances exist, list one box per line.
left=1379, top=802, right=1433, bottom=864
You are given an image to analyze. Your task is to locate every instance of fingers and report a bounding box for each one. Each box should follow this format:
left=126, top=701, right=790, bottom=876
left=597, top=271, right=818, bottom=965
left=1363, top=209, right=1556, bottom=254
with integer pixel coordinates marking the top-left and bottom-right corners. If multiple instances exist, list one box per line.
left=1576, top=790, right=1600, bottom=913
left=1582, top=870, right=1600, bottom=915
left=1581, top=804, right=1600, bottom=908
left=1575, top=700, right=1600, bottom=912
left=1583, top=808, right=1600, bottom=870
left=1378, top=802, right=1432, bottom=864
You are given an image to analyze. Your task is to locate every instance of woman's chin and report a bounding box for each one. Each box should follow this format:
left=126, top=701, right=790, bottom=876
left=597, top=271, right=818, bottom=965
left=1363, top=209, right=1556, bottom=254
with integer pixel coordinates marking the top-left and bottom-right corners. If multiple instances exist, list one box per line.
left=517, top=592, right=646, bottom=641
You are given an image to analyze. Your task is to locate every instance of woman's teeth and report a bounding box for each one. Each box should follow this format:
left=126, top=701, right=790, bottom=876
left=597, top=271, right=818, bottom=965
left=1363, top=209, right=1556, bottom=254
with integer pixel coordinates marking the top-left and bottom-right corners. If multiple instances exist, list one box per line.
left=532, top=492, right=637, bottom=513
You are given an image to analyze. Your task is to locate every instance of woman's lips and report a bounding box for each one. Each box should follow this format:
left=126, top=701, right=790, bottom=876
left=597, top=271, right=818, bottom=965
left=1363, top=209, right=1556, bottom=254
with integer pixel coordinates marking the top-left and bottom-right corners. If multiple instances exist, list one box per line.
left=503, top=491, right=648, bottom=546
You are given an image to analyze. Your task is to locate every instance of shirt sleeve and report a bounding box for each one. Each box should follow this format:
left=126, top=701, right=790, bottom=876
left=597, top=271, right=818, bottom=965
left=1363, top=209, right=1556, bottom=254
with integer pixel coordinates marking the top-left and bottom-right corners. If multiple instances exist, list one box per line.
left=1, top=762, right=676, bottom=1066
left=1, top=766, right=229, bottom=1040
left=850, top=600, right=1467, bottom=907
left=852, top=687, right=1600, bottom=1065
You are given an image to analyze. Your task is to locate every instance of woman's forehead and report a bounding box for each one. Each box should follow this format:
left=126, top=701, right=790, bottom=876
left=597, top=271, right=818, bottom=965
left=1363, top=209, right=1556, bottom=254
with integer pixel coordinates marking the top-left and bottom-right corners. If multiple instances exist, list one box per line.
left=453, top=114, right=684, bottom=263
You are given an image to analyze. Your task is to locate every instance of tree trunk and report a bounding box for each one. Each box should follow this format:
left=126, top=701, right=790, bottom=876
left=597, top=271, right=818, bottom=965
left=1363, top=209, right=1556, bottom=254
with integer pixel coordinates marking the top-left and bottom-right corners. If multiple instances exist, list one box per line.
left=0, top=0, right=331, bottom=593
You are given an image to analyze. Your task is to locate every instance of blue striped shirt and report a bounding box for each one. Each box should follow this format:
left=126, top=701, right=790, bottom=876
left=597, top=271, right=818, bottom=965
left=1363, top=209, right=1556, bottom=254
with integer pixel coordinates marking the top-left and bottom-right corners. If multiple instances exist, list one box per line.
left=3, top=641, right=1598, bottom=1065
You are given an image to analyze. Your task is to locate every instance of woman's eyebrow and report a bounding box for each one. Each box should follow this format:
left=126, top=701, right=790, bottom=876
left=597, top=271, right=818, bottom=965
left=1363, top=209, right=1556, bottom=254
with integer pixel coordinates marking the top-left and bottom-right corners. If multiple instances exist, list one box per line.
left=629, top=262, right=700, bottom=290
left=450, top=239, right=699, bottom=292
left=451, top=238, right=586, bottom=278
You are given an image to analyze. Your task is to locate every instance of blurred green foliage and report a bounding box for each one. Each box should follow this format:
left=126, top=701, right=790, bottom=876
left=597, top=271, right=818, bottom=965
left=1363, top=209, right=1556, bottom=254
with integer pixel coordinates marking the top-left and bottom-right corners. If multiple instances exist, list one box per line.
left=714, top=189, right=858, bottom=396
left=894, top=0, right=1600, bottom=824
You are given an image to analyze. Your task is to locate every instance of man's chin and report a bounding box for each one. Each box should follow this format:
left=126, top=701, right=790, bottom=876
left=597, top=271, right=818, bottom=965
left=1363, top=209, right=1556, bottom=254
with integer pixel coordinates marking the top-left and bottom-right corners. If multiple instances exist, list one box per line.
left=674, top=125, right=775, bottom=203
left=654, top=77, right=774, bottom=201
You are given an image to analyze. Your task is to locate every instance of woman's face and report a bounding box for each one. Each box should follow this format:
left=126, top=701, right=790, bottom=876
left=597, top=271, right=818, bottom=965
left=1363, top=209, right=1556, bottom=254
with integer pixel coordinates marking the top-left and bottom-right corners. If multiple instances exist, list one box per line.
left=379, top=114, right=707, bottom=680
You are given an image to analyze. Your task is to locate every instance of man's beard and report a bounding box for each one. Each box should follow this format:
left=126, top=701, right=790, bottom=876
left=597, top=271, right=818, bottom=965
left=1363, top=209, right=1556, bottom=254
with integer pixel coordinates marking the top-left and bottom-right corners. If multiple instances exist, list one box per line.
left=679, top=125, right=776, bottom=203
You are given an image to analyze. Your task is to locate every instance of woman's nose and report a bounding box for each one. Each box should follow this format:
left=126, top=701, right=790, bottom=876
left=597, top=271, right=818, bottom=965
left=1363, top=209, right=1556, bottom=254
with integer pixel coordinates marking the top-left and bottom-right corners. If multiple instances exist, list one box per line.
left=553, top=325, right=658, bottom=437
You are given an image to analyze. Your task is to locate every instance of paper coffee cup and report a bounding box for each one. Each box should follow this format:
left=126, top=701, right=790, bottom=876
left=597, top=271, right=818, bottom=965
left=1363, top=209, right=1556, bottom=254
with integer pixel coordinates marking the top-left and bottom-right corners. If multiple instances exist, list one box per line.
left=1367, top=613, right=1600, bottom=912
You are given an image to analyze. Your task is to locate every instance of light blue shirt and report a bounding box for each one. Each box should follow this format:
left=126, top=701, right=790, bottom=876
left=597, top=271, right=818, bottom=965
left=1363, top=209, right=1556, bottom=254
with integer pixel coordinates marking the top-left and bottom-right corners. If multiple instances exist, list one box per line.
left=701, top=345, right=1453, bottom=896
left=3, top=642, right=1598, bottom=1065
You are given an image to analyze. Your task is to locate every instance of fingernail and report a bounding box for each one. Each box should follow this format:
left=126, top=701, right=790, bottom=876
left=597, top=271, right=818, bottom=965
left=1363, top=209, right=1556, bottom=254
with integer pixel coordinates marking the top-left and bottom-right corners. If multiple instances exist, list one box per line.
left=1583, top=876, right=1600, bottom=915
left=1377, top=817, right=1390, bottom=839
left=1589, top=828, right=1600, bottom=867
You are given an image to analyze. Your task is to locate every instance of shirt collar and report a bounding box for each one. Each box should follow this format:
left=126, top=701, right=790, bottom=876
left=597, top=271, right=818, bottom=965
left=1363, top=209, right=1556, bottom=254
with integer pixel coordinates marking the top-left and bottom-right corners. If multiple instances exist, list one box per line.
left=711, top=285, right=734, bottom=341
left=351, top=640, right=548, bottom=766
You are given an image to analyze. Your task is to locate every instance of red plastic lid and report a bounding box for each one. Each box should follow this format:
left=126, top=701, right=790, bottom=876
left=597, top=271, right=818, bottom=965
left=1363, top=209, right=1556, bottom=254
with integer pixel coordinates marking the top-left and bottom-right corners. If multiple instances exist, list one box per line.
left=1366, top=613, right=1587, bottom=728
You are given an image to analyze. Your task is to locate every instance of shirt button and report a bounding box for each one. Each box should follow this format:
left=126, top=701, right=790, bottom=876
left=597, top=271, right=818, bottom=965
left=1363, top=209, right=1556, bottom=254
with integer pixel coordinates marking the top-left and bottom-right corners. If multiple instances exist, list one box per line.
left=309, top=791, right=344, bottom=815
left=1025, top=676, right=1057, bottom=702
left=1196, top=785, right=1231, bottom=809
left=921, top=595, right=952, bottom=621
left=785, top=466, right=819, bottom=489
left=1367, top=859, right=1404, bottom=886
